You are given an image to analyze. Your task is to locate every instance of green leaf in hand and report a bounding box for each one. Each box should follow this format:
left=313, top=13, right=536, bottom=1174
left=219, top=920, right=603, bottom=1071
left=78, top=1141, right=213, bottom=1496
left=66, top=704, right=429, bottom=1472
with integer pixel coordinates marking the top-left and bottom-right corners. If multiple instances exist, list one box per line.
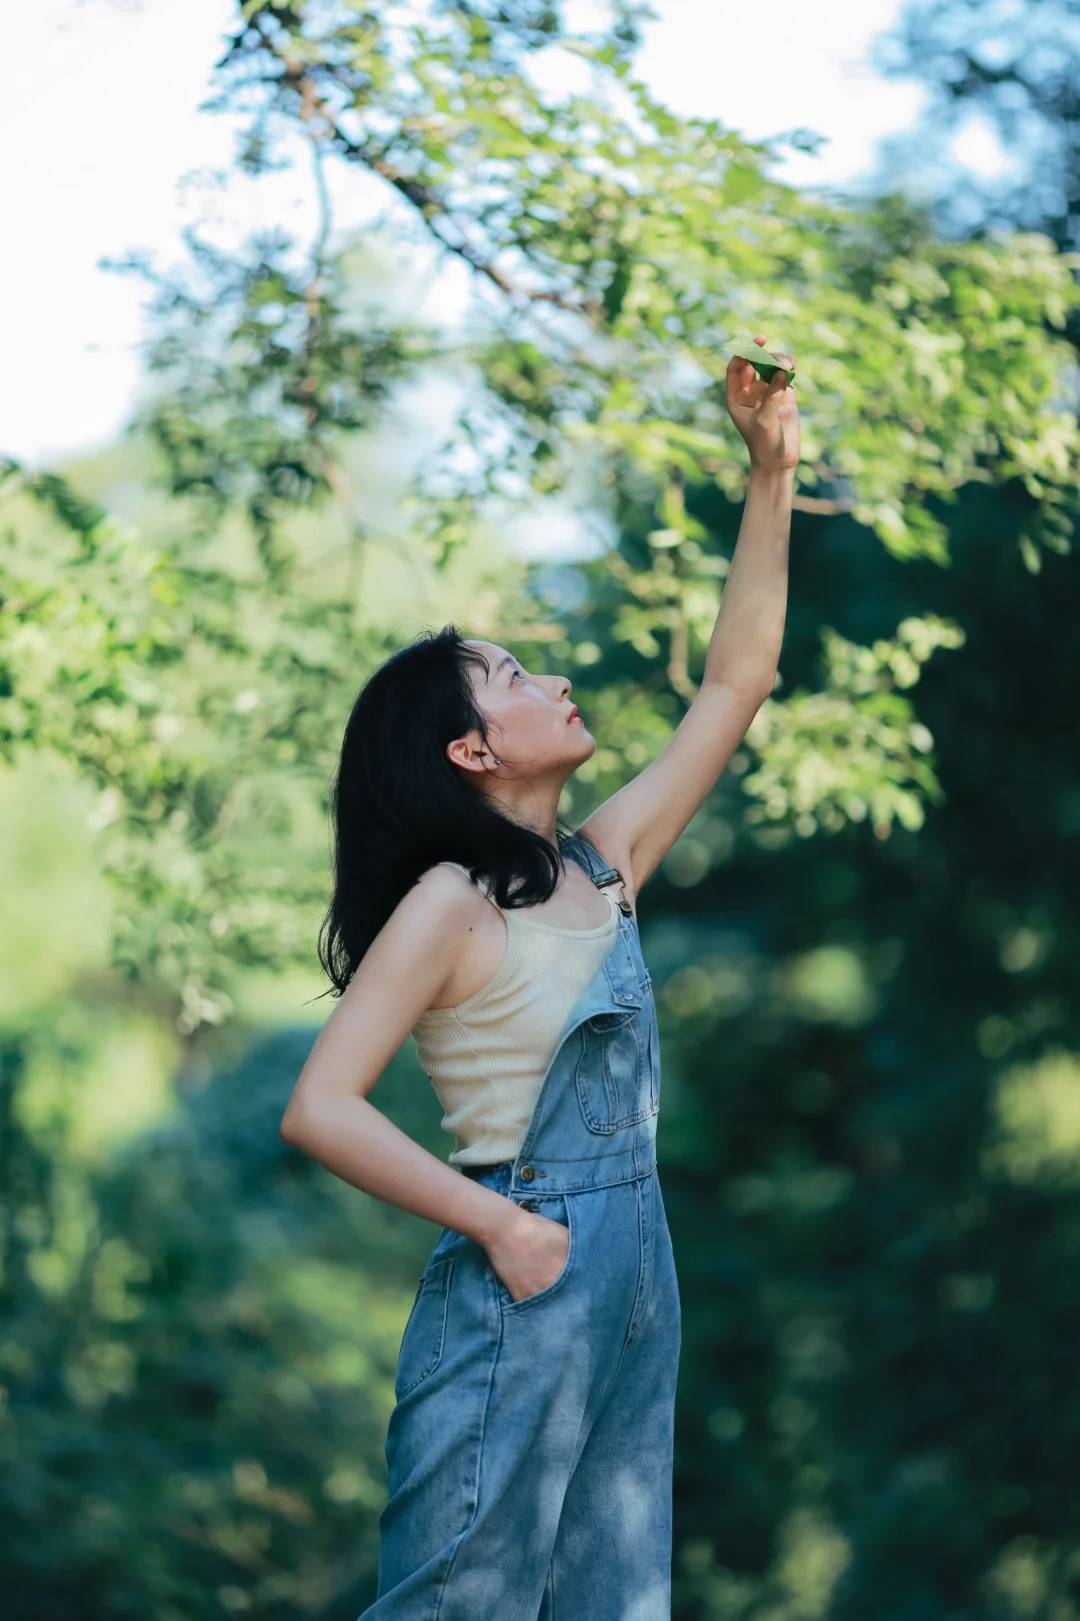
left=724, top=335, right=796, bottom=384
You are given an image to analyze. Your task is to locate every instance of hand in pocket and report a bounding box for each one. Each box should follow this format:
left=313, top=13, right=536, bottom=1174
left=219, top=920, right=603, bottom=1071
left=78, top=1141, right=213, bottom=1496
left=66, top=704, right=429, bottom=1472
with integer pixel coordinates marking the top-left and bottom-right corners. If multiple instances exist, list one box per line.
left=485, top=1203, right=570, bottom=1304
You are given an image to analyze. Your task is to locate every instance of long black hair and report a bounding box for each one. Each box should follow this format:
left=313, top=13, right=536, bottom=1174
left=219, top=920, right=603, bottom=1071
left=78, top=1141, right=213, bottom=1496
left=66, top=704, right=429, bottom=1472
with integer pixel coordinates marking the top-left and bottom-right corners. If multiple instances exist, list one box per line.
left=317, top=624, right=580, bottom=996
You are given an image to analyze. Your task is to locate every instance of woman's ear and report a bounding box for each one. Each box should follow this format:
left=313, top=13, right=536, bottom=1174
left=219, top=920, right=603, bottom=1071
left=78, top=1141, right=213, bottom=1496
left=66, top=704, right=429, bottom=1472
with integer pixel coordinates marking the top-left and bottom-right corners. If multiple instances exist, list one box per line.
left=447, top=733, right=500, bottom=772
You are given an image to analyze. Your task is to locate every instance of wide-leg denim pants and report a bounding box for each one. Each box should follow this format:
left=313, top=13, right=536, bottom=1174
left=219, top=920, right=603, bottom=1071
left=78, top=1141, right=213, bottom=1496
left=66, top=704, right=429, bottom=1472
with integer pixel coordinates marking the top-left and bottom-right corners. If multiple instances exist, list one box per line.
left=361, top=835, right=681, bottom=1620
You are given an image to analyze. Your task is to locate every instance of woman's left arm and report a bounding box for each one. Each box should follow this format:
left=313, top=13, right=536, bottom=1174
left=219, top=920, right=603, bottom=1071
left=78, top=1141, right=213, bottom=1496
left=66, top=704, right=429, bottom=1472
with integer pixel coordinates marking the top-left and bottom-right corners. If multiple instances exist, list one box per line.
left=578, top=335, right=799, bottom=895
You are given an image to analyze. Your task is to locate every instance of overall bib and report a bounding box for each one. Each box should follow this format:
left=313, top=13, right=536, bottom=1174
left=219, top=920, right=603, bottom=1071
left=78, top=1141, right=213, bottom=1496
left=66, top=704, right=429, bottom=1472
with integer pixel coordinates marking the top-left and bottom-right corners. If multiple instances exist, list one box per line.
left=361, top=833, right=681, bottom=1621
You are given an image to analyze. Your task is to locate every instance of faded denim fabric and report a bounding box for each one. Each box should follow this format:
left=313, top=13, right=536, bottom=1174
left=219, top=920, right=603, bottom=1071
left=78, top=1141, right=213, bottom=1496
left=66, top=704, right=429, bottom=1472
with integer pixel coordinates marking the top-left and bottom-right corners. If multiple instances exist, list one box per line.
left=360, top=832, right=681, bottom=1620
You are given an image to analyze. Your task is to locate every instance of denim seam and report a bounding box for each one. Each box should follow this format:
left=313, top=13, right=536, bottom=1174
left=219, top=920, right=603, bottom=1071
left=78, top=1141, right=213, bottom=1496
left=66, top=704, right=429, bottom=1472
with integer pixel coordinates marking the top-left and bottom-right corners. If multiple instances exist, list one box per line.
left=544, top=1557, right=556, bottom=1621
left=625, top=1173, right=648, bottom=1346
left=581, top=1179, right=645, bottom=1433
left=430, top=1288, right=504, bottom=1621
left=548, top=1408, right=596, bottom=1621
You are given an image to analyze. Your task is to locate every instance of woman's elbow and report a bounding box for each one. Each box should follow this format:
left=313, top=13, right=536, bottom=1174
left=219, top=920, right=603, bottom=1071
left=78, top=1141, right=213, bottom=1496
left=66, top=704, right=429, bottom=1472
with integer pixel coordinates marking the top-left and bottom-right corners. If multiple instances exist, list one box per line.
left=279, top=1101, right=308, bottom=1147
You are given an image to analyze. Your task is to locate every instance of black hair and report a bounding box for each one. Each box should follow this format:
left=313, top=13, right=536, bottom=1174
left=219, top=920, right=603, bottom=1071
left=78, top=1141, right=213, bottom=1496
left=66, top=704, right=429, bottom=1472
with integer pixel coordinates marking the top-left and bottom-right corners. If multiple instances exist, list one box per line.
left=316, top=624, right=580, bottom=996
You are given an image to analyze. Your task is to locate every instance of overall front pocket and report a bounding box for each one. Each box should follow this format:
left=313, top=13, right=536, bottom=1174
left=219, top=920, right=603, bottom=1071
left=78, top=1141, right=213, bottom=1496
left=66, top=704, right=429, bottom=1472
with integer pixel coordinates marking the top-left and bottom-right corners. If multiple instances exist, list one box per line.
left=394, top=1255, right=453, bottom=1400
left=495, top=1194, right=576, bottom=1316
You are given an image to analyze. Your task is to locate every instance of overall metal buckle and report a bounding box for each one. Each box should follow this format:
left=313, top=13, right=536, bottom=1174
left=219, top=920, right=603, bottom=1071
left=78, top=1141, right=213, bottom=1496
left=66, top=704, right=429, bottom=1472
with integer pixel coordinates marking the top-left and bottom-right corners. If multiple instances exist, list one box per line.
left=595, top=869, right=634, bottom=916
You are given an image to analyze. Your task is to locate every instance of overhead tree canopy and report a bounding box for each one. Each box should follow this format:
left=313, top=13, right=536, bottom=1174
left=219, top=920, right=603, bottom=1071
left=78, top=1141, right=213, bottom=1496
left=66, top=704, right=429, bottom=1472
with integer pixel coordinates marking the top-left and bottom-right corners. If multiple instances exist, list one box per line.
left=2, top=0, right=1078, bottom=1036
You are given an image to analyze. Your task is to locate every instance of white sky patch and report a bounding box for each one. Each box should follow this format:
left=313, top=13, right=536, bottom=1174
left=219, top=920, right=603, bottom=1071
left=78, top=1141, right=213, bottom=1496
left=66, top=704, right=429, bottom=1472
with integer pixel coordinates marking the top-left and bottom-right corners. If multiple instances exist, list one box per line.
left=4, top=0, right=927, bottom=468
left=948, top=114, right=1018, bottom=180
left=502, top=500, right=619, bottom=562
left=634, top=0, right=927, bottom=186
left=0, top=0, right=240, bottom=466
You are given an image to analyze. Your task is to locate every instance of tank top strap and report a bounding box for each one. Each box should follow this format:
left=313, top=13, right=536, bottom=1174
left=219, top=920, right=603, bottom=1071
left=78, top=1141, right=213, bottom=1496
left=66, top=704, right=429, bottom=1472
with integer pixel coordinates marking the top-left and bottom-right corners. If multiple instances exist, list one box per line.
left=441, top=860, right=497, bottom=903
left=443, top=841, right=621, bottom=902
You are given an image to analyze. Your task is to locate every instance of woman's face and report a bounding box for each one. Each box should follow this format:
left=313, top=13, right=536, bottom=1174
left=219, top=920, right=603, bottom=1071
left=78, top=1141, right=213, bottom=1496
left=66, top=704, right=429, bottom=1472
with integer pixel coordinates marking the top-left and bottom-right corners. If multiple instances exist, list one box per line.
left=457, top=640, right=595, bottom=778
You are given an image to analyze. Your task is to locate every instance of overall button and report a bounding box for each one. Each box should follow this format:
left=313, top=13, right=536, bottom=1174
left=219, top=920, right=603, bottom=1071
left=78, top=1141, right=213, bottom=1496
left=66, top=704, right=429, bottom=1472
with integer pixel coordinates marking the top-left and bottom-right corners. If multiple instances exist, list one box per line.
left=519, top=1165, right=536, bottom=1183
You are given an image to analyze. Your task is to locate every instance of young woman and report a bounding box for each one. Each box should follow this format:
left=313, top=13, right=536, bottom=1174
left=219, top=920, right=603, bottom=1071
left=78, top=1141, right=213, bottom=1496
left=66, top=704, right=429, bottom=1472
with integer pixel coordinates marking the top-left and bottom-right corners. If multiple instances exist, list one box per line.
left=281, top=337, right=798, bottom=1619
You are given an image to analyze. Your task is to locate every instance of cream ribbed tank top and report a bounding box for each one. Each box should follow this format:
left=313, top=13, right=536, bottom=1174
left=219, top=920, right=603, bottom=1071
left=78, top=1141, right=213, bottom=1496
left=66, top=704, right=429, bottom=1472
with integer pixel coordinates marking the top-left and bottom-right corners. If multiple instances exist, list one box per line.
left=412, top=861, right=620, bottom=1168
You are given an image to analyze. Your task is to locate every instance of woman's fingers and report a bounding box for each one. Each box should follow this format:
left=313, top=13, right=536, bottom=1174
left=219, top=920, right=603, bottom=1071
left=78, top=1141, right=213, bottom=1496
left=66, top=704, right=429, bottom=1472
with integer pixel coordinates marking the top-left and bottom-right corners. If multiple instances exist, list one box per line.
left=725, top=352, right=756, bottom=400
left=725, top=337, right=797, bottom=413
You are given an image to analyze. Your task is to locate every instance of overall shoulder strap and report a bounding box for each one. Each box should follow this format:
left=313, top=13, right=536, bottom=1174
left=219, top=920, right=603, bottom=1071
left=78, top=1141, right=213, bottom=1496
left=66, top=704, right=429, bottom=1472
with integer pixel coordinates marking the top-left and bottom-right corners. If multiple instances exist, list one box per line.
left=559, top=830, right=620, bottom=886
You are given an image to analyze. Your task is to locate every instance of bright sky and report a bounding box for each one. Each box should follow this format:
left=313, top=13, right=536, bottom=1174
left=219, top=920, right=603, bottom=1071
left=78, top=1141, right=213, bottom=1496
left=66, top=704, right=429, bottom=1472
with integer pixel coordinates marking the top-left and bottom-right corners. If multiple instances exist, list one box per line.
left=1, top=0, right=949, bottom=467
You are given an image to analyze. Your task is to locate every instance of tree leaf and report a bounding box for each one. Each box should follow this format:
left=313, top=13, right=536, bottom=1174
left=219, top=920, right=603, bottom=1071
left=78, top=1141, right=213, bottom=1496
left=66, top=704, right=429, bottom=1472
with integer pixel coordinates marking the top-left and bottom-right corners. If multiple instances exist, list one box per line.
left=723, top=335, right=796, bottom=383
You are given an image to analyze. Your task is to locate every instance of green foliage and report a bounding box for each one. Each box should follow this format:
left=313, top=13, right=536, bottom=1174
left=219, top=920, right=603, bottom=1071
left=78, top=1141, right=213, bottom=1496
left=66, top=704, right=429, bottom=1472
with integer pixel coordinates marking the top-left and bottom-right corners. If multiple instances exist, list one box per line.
left=106, top=231, right=424, bottom=580
left=0, top=462, right=399, bottom=1028
left=0, top=1015, right=447, bottom=1618
left=742, top=615, right=966, bottom=838
left=0, top=752, right=114, bottom=1030
left=653, top=491, right=1080, bottom=1618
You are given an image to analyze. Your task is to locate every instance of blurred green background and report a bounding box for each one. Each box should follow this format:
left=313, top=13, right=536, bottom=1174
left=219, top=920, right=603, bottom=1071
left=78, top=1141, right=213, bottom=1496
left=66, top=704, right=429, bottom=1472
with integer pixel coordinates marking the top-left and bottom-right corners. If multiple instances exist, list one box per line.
left=3, top=3, right=1080, bottom=1617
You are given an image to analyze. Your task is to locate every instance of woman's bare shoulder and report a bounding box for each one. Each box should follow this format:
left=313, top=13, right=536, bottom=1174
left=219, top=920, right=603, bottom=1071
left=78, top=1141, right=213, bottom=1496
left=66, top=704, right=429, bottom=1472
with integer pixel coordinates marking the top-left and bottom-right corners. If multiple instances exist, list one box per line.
left=335, top=864, right=489, bottom=1020
left=288, top=864, right=492, bottom=1110
left=391, top=861, right=494, bottom=928
left=411, top=859, right=484, bottom=898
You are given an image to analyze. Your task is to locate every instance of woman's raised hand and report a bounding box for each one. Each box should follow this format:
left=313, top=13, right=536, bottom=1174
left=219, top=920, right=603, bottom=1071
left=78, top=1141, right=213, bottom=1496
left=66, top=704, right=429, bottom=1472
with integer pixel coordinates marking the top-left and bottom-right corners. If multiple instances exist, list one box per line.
left=725, top=333, right=800, bottom=475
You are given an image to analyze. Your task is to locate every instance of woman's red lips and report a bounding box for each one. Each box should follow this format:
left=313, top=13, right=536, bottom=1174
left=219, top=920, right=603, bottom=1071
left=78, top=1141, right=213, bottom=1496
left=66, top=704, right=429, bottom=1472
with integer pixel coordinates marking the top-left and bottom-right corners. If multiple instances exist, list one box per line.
left=568, top=705, right=581, bottom=723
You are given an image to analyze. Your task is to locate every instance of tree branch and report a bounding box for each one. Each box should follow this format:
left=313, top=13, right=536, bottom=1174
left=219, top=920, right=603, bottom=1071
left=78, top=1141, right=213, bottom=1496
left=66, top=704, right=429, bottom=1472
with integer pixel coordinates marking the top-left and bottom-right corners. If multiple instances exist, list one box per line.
left=279, top=59, right=602, bottom=320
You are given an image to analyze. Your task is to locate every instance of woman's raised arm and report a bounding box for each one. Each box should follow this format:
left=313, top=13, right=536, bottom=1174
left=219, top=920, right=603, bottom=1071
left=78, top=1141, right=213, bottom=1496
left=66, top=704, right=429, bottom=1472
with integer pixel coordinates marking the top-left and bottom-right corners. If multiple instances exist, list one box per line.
left=578, top=335, right=799, bottom=895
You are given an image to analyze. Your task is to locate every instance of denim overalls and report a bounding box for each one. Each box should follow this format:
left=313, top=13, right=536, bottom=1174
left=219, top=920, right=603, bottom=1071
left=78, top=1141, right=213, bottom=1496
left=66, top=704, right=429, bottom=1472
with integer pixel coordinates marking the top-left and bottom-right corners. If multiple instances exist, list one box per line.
left=361, top=832, right=681, bottom=1620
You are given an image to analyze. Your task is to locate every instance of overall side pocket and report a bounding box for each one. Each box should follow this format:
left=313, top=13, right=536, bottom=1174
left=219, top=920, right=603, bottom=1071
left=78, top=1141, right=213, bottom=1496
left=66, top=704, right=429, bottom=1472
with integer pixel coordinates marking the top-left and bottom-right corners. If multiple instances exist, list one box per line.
left=395, top=1255, right=454, bottom=1400
left=496, top=1194, right=576, bottom=1317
